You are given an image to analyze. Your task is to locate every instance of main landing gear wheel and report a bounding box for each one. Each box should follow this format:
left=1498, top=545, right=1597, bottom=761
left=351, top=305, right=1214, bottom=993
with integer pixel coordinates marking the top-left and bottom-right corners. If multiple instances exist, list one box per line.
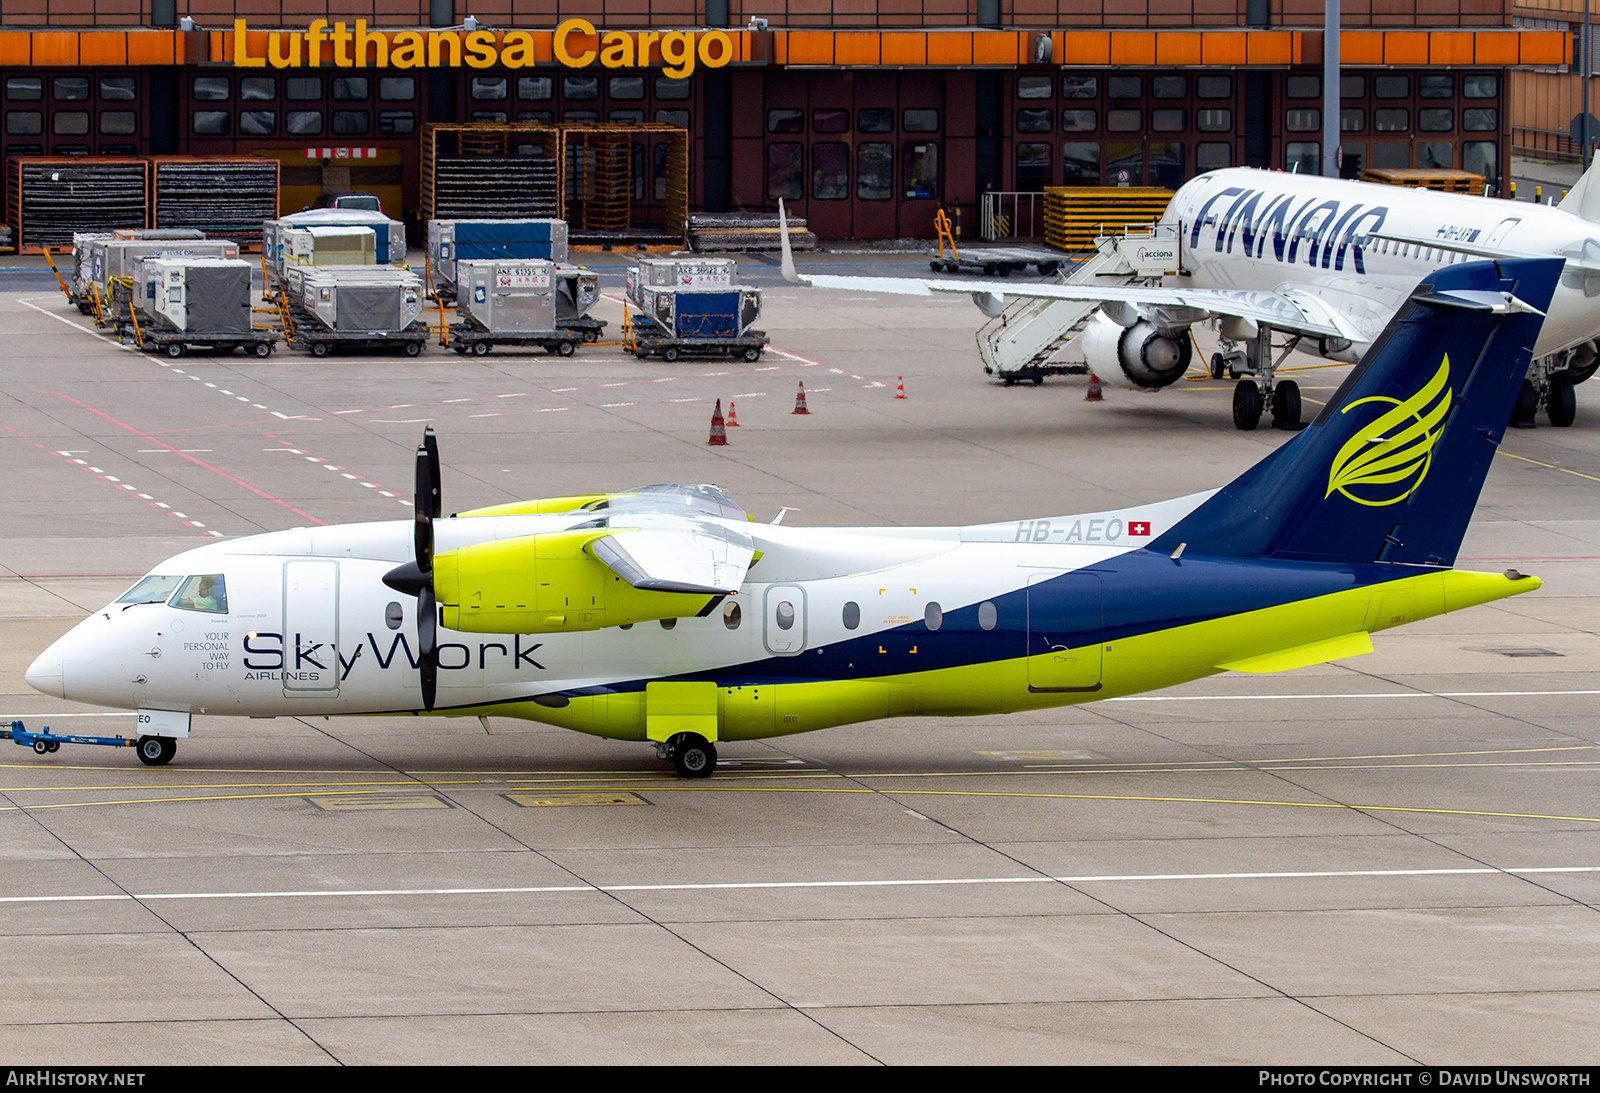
left=1232, top=379, right=1264, bottom=431
left=1271, top=380, right=1302, bottom=430
left=670, top=733, right=717, bottom=779
left=1547, top=374, right=1577, bottom=428
left=136, top=735, right=176, bottom=766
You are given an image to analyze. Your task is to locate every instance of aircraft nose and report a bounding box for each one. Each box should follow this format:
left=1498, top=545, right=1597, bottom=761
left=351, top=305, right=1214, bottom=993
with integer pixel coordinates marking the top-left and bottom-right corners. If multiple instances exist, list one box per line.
left=25, top=641, right=65, bottom=699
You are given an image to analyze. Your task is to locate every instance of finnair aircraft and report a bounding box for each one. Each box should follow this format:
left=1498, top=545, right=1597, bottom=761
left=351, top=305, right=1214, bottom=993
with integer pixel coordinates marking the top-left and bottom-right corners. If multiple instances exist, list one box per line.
left=26, top=259, right=1559, bottom=778
left=783, top=167, right=1600, bottom=431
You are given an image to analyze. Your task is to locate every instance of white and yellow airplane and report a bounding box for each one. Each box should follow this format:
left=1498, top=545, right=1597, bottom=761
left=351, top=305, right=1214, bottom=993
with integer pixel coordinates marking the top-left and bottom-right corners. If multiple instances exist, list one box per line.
left=26, top=258, right=1558, bottom=777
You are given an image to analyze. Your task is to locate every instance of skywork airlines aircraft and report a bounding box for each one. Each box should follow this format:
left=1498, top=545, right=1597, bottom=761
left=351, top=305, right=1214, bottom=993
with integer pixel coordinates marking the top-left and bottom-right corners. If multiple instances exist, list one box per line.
left=782, top=167, right=1600, bottom=431
left=27, top=259, right=1557, bottom=777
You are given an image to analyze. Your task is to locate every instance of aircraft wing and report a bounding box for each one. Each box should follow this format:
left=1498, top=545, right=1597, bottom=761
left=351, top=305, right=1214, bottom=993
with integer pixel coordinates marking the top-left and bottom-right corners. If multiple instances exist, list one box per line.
left=796, top=273, right=1354, bottom=340
left=589, top=520, right=756, bottom=595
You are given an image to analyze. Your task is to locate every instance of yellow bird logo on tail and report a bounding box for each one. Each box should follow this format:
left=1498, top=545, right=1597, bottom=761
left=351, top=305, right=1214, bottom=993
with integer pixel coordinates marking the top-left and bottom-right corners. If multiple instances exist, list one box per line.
left=1326, top=358, right=1453, bottom=507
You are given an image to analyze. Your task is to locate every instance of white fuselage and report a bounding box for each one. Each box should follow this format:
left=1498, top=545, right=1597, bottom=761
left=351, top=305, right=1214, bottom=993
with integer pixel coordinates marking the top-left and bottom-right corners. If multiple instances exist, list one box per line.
left=1163, top=168, right=1600, bottom=360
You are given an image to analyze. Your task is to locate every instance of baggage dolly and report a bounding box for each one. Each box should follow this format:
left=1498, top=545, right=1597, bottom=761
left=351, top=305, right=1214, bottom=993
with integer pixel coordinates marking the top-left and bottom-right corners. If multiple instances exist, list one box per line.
left=291, top=321, right=430, bottom=358
left=2, top=720, right=177, bottom=766
left=928, top=245, right=1065, bottom=277
left=447, top=324, right=583, bottom=357
left=130, top=327, right=278, bottom=359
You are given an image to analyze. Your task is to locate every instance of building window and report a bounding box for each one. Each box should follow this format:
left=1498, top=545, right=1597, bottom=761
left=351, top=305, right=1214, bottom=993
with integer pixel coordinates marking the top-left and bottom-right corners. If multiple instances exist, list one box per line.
left=240, top=76, right=275, bottom=102
left=1417, top=142, right=1452, bottom=168
left=1149, top=142, right=1185, bottom=189
left=768, top=142, right=802, bottom=201
left=380, top=76, right=415, bottom=101
left=238, top=110, right=276, bottom=136
left=1063, top=142, right=1099, bottom=183
left=857, top=142, right=892, bottom=200
left=1106, top=75, right=1141, bottom=99
left=191, top=110, right=229, bottom=136
left=1017, top=142, right=1051, bottom=190
left=1286, top=108, right=1320, bottom=132
left=1463, top=141, right=1497, bottom=179
left=562, top=109, right=597, bottom=124
left=609, top=109, right=644, bottom=124
left=609, top=76, right=645, bottom=100
left=858, top=107, right=894, bottom=133
left=1374, top=108, right=1410, bottom=132
left=1463, top=108, right=1498, bottom=132
left=1463, top=75, right=1499, bottom=99
left=1374, top=75, right=1410, bottom=99
left=1285, top=141, right=1319, bottom=173
left=1107, top=141, right=1142, bottom=184
left=767, top=108, right=803, bottom=133
left=6, top=77, right=42, bottom=101
left=517, top=110, right=554, bottom=124
left=903, top=142, right=938, bottom=198
left=99, top=109, right=140, bottom=135
left=813, top=107, right=849, bottom=134
left=1340, top=75, right=1366, bottom=98
left=5, top=111, right=42, bottom=135
left=1152, top=75, right=1187, bottom=99
left=1017, top=75, right=1052, bottom=99
left=1197, top=75, right=1232, bottom=99
left=1196, top=141, right=1232, bottom=173
left=286, top=110, right=323, bottom=136
left=1063, top=75, right=1097, bottom=99
left=654, top=109, right=689, bottom=128
left=54, top=77, right=91, bottom=102
left=1286, top=75, right=1320, bottom=99
left=100, top=77, right=137, bottom=102
left=1371, top=141, right=1409, bottom=168
left=1418, top=108, right=1454, bottom=132
left=190, top=76, right=228, bottom=102
left=813, top=142, right=849, bottom=200
left=1061, top=109, right=1096, bottom=133
left=469, top=76, right=506, bottom=101
left=1151, top=108, right=1187, bottom=132
left=1106, top=108, right=1142, bottom=132
left=332, top=77, right=369, bottom=101
left=286, top=77, right=323, bottom=101
left=518, top=76, right=553, bottom=100
left=1419, top=75, right=1453, bottom=98
left=563, top=76, right=599, bottom=101
left=903, top=108, right=939, bottom=133
left=643, top=77, right=684, bottom=101
left=1341, top=108, right=1365, bottom=133
left=1197, top=108, right=1232, bottom=132
left=332, top=110, right=370, bottom=135
left=470, top=110, right=507, bottom=124
left=1016, top=108, right=1053, bottom=133
left=379, top=110, right=415, bottom=135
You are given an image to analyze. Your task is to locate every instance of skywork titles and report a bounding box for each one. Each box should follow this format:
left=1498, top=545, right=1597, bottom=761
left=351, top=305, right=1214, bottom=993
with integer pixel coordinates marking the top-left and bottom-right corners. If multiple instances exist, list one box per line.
left=1188, top=186, right=1391, bottom=274
left=241, top=631, right=546, bottom=682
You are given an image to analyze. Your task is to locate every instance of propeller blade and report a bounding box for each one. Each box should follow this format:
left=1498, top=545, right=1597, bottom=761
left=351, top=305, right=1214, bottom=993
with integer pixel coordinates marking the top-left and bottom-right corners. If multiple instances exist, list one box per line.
left=418, top=584, right=437, bottom=711
left=414, top=440, right=435, bottom=573
left=422, top=425, right=441, bottom=518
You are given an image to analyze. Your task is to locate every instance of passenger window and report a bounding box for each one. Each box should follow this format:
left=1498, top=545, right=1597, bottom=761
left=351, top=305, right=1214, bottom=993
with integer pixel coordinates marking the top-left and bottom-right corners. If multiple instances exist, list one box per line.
left=172, top=574, right=227, bottom=613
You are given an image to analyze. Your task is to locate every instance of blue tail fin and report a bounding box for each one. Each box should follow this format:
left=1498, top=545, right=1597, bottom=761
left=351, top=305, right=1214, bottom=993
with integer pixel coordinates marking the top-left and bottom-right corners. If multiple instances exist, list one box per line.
left=1151, top=258, right=1561, bottom=567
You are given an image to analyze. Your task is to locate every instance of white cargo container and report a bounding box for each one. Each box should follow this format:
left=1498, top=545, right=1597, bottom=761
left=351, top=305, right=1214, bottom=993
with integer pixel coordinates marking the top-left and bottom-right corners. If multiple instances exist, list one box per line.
left=282, top=226, right=377, bottom=271
left=133, top=257, right=254, bottom=334
left=263, top=209, right=407, bottom=294
left=294, top=266, right=424, bottom=335
left=457, top=260, right=558, bottom=333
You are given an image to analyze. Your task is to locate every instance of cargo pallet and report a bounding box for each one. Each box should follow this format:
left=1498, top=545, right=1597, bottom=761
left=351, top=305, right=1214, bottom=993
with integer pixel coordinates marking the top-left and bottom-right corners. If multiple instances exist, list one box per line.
left=632, top=328, right=769, bottom=363
left=1043, top=186, right=1173, bottom=254
left=448, top=324, right=583, bottom=357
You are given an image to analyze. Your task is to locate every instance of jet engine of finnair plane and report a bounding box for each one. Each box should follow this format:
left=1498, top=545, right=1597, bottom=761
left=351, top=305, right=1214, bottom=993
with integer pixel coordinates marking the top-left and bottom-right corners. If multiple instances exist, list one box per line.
left=1080, top=310, right=1193, bottom=390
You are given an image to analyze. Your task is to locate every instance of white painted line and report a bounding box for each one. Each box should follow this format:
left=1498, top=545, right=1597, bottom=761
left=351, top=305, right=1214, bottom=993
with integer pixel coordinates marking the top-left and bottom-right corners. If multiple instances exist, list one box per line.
left=2, top=866, right=1595, bottom=906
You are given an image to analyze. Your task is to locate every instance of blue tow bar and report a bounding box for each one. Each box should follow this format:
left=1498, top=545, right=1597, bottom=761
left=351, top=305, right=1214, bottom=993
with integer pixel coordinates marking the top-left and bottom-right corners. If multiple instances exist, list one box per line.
left=1, top=719, right=153, bottom=758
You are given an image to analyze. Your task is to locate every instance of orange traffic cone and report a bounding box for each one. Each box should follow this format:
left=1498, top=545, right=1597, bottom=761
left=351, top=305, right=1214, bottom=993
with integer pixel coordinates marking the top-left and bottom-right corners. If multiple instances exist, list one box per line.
left=1084, top=372, right=1104, bottom=402
left=726, top=400, right=740, bottom=426
left=708, top=399, right=728, bottom=445
left=792, top=381, right=811, bottom=415
left=895, top=376, right=906, bottom=399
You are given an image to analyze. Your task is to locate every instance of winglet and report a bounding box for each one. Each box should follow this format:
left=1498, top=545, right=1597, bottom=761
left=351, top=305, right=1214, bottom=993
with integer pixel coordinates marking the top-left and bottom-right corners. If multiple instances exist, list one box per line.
left=779, top=199, right=803, bottom=284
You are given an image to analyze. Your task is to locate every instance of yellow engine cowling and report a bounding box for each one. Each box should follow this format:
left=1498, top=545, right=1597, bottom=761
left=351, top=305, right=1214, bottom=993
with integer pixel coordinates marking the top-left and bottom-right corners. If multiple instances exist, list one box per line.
left=433, top=529, right=719, bottom=633
left=454, top=493, right=623, bottom=518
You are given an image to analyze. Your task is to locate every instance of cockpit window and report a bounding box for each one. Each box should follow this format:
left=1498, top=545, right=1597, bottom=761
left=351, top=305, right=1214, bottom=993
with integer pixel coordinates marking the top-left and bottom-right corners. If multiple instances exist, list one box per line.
left=116, top=574, right=185, bottom=605
left=171, top=574, right=228, bottom=613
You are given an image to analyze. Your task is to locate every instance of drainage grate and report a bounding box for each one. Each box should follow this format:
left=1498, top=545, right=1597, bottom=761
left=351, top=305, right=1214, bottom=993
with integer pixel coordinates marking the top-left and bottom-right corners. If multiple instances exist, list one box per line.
left=1485, top=648, right=1563, bottom=658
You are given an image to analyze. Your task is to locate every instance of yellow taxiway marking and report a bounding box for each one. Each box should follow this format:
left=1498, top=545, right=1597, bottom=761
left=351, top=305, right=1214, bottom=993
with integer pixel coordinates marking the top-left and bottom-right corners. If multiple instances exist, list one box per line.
left=1498, top=450, right=1600, bottom=485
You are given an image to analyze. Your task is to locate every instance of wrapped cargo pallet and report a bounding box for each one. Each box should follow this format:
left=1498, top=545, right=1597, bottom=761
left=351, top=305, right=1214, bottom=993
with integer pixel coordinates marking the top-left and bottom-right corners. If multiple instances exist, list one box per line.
left=133, top=257, right=254, bottom=335
left=263, top=208, right=407, bottom=296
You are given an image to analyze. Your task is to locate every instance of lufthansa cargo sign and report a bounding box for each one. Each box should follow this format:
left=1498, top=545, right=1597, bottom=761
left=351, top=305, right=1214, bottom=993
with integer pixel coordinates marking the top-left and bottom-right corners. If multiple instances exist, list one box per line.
left=230, top=18, right=741, bottom=78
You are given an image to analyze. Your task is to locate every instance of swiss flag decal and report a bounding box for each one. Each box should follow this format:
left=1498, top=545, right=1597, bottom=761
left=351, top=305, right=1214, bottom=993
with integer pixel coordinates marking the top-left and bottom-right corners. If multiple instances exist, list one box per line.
left=1128, top=521, right=1151, bottom=536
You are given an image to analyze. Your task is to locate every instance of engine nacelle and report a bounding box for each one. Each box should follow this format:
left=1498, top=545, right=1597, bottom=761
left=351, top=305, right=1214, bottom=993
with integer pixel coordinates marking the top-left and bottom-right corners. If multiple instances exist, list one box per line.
left=1080, top=311, right=1192, bottom=390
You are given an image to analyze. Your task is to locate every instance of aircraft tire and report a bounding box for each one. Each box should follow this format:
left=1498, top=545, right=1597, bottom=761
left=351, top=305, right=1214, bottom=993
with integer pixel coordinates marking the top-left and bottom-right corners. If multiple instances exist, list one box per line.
left=671, top=734, right=717, bottom=779
left=1567, top=358, right=1600, bottom=385
left=1210, top=353, right=1226, bottom=380
left=1232, top=379, right=1263, bottom=431
left=136, top=736, right=176, bottom=767
left=1547, top=375, right=1577, bottom=428
left=1271, top=380, right=1302, bottom=429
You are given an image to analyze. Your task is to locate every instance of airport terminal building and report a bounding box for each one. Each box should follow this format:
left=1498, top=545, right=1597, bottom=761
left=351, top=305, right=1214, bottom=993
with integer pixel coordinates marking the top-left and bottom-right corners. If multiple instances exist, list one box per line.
left=0, top=2, right=1579, bottom=239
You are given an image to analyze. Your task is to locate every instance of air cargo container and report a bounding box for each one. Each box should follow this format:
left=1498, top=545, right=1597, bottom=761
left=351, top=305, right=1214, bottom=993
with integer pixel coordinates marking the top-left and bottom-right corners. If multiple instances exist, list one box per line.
left=263, top=208, right=406, bottom=298
left=447, top=259, right=583, bottom=356
left=288, top=266, right=428, bottom=357
left=626, top=256, right=765, bottom=361
left=127, top=256, right=274, bottom=358
left=427, top=218, right=569, bottom=299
